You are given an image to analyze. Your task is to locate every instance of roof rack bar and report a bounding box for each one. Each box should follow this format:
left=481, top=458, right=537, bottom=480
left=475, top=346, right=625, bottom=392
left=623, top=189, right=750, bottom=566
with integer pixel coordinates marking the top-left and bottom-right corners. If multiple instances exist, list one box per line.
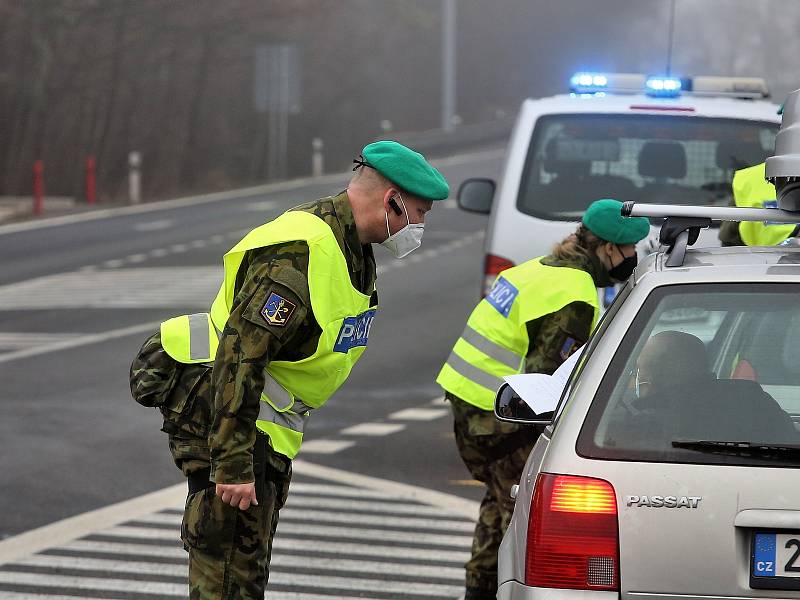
left=621, top=202, right=800, bottom=224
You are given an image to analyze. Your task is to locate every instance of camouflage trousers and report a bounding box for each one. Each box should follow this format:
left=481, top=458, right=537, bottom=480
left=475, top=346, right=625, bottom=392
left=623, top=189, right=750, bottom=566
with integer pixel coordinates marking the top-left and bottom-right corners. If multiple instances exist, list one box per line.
left=157, top=365, right=292, bottom=599
left=180, top=445, right=292, bottom=600
left=448, top=393, right=542, bottom=596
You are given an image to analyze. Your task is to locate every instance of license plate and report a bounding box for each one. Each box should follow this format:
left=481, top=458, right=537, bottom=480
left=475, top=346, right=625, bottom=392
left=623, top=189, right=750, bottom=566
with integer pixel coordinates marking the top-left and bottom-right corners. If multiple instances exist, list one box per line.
left=751, top=532, right=800, bottom=590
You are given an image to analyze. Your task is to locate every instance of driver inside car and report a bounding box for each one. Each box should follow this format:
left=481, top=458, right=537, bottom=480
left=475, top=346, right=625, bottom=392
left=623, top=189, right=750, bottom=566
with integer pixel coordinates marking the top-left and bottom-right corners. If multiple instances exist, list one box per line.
left=606, top=331, right=798, bottom=448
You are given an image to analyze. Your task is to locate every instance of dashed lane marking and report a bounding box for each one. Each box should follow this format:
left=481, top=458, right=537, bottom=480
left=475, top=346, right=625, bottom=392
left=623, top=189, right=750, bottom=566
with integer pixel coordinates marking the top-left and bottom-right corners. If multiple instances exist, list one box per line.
left=297, top=439, right=356, bottom=454
left=340, top=422, right=406, bottom=436
left=390, top=407, right=450, bottom=421
left=0, top=461, right=478, bottom=599
left=0, top=231, right=484, bottom=312
left=133, top=219, right=174, bottom=232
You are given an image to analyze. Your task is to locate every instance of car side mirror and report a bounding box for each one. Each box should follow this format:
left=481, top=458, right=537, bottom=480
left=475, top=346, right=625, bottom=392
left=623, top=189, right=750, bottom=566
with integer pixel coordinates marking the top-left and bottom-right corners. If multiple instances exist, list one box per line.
left=494, top=383, right=554, bottom=425
left=457, top=178, right=495, bottom=214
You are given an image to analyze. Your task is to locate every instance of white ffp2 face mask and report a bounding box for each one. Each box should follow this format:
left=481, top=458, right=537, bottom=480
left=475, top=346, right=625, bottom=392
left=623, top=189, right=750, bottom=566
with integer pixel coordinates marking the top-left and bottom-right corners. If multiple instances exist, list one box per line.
left=380, top=195, right=424, bottom=259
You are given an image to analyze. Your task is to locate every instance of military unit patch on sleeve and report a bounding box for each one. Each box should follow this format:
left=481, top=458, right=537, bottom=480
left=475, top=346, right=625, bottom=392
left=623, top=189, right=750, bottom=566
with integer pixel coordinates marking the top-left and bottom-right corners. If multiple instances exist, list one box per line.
left=559, top=337, right=580, bottom=361
left=261, top=292, right=297, bottom=327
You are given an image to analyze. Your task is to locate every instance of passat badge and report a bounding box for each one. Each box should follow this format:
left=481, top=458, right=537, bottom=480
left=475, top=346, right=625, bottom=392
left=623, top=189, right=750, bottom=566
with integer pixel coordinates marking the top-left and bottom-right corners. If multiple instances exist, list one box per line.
left=261, top=292, right=296, bottom=327
left=486, top=276, right=518, bottom=318
left=334, top=309, right=377, bottom=353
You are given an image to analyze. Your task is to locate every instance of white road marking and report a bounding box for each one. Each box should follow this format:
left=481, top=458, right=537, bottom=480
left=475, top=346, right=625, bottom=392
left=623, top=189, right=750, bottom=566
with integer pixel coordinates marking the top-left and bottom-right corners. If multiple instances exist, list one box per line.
left=389, top=407, right=450, bottom=421
left=0, top=267, right=220, bottom=310
left=15, top=550, right=465, bottom=581
left=169, top=243, right=188, bottom=253
left=0, top=320, right=161, bottom=366
left=0, top=333, right=82, bottom=351
left=137, top=507, right=473, bottom=532
left=101, top=259, right=124, bottom=268
left=133, top=219, right=173, bottom=232
left=149, top=247, right=168, bottom=257
left=60, top=537, right=470, bottom=564
left=340, top=422, right=406, bottom=436
left=0, top=464, right=477, bottom=598
left=101, top=522, right=471, bottom=547
left=244, top=200, right=280, bottom=211
left=276, top=494, right=463, bottom=516
left=297, top=439, right=355, bottom=454
left=126, top=253, right=147, bottom=263
left=288, top=482, right=407, bottom=499
left=0, top=572, right=185, bottom=596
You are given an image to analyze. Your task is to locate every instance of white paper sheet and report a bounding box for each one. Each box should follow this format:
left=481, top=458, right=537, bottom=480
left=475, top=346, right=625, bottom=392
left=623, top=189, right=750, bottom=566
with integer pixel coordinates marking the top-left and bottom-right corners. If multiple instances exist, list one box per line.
left=503, top=348, right=583, bottom=415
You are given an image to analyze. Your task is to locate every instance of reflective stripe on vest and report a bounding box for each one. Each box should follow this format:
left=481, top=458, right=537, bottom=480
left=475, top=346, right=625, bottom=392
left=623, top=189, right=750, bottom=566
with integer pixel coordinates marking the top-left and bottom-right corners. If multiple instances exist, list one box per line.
left=161, top=313, right=218, bottom=364
left=436, top=257, right=599, bottom=411
left=734, top=162, right=795, bottom=246
left=459, top=324, right=524, bottom=370
left=444, top=350, right=507, bottom=392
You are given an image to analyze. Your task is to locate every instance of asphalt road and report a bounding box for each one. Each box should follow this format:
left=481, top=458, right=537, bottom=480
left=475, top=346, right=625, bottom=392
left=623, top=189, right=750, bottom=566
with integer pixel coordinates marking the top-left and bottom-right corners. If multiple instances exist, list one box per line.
left=0, top=147, right=504, bottom=541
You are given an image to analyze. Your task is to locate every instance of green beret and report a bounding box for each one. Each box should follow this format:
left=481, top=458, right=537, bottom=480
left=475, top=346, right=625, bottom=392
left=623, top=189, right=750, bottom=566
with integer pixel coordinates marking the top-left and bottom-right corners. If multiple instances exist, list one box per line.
left=582, top=199, right=650, bottom=244
left=360, top=141, right=450, bottom=201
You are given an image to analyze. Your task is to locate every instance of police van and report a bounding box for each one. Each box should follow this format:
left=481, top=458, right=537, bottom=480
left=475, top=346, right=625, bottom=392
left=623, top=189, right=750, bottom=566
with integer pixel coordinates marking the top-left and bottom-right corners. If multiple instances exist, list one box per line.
left=459, top=73, right=782, bottom=296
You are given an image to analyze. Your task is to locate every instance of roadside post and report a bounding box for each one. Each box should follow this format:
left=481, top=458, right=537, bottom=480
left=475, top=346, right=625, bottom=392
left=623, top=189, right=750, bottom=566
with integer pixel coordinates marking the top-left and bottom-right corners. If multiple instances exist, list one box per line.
left=128, top=151, right=141, bottom=204
left=85, top=156, right=97, bottom=205
left=311, top=137, right=324, bottom=176
left=33, top=160, right=44, bottom=216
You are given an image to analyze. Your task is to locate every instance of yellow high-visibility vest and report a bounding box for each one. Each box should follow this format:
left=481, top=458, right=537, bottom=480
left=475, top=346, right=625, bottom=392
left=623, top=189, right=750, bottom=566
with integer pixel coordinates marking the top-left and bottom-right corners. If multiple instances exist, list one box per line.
left=735, top=163, right=796, bottom=246
left=436, top=257, right=599, bottom=411
left=160, top=210, right=377, bottom=458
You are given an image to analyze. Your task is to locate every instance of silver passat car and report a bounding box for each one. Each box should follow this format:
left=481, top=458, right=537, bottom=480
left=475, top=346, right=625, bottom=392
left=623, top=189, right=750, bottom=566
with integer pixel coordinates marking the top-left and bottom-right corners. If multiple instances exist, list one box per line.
left=495, top=231, right=800, bottom=600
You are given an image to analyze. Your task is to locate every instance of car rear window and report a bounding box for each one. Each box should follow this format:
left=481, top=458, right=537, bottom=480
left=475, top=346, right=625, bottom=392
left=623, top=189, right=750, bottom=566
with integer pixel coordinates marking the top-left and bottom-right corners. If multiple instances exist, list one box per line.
left=577, top=283, right=800, bottom=467
left=517, top=114, right=778, bottom=221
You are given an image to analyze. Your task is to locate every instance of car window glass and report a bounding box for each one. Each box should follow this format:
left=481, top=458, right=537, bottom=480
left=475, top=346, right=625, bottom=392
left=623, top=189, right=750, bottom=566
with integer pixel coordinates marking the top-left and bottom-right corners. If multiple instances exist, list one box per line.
left=578, top=284, right=800, bottom=466
left=517, top=114, right=778, bottom=221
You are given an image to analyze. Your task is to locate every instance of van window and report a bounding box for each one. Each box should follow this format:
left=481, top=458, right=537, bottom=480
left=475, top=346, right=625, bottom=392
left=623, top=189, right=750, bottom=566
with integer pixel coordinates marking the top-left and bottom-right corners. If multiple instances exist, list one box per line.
left=578, top=284, right=800, bottom=467
left=517, top=114, right=778, bottom=221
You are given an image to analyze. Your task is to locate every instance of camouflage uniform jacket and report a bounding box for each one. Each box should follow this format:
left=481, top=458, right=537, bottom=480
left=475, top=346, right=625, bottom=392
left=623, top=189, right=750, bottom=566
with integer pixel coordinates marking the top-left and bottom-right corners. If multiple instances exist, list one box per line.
left=523, top=252, right=603, bottom=374
left=209, top=191, right=377, bottom=485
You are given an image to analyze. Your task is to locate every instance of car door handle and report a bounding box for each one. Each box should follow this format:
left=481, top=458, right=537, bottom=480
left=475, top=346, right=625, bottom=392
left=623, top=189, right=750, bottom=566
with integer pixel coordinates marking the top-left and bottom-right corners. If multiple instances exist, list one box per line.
left=735, top=509, right=800, bottom=529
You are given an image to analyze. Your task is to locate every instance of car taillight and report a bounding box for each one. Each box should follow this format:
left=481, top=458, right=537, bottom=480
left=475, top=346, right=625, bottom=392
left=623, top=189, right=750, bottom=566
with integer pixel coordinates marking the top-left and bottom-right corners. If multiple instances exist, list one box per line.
left=482, top=254, right=514, bottom=296
left=526, top=473, right=619, bottom=591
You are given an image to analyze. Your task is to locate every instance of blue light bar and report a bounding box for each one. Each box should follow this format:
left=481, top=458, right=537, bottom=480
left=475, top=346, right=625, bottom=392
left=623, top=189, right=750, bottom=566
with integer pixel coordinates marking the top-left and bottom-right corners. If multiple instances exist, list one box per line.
left=570, top=72, right=609, bottom=93
left=645, top=76, right=683, bottom=97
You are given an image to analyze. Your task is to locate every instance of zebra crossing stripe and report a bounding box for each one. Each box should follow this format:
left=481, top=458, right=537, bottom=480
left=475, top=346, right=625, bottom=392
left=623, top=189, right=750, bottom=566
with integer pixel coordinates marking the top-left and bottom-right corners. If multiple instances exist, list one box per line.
left=13, top=552, right=465, bottom=582
left=134, top=508, right=474, bottom=532
left=0, top=462, right=479, bottom=599
left=55, top=537, right=470, bottom=564
left=98, top=522, right=472, bottom=547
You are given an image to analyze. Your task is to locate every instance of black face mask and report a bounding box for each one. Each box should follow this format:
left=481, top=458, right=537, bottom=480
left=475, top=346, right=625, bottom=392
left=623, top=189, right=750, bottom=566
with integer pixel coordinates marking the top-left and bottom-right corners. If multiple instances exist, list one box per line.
left=608, top=246, right=638, bottom=282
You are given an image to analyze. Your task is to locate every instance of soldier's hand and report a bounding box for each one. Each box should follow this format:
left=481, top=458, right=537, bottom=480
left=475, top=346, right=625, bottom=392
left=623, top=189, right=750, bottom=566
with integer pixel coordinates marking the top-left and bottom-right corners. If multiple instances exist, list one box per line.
left=215, top=482, right=258, bottom=511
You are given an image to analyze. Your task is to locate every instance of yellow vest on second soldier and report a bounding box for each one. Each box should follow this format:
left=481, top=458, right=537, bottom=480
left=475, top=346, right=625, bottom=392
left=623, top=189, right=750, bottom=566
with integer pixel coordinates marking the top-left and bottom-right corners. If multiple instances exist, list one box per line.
left=160, top=211, right=377, bottom=459
left=436, top=258, right=599, bottom=411
left=735, top=162, right=796, bottom=246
